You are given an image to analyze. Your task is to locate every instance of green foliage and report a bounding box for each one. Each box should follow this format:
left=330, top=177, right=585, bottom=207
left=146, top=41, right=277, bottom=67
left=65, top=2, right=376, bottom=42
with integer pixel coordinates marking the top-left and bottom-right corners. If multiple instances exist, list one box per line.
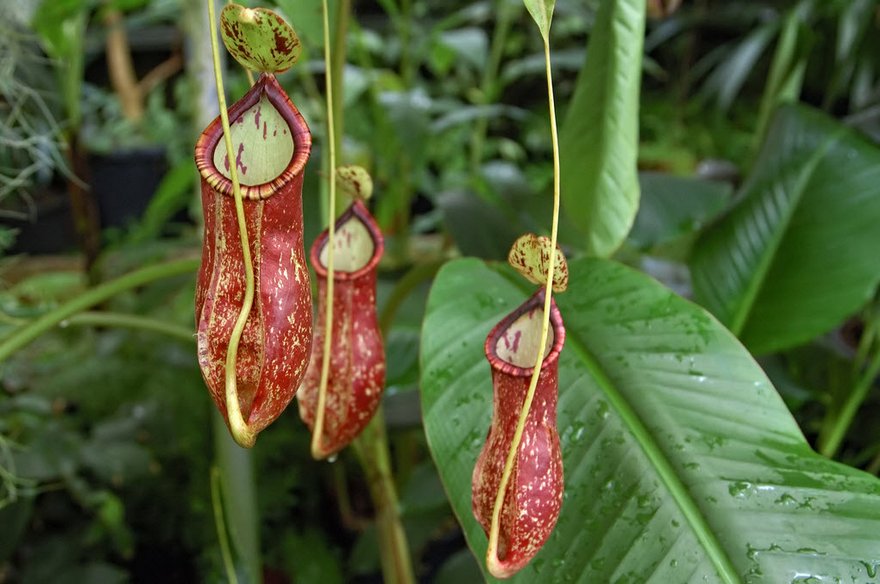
left=560, top=0, right=645, bottom=257
left=30, top=0, right=89, bottom=126
left=421, top=258, right=880, bottom=582
left=0, top=267, right=213, bottom=580
left=628, top=172, right=731, bottom=253
left=6, top=0, right=880, bottom=581
left=691, top=105, right=880, bottom=355
left=654, top=0, right=880, bottom=137
left=1, top=11, right=70, bottom=208
left=80, top=80, right=194, bottom=158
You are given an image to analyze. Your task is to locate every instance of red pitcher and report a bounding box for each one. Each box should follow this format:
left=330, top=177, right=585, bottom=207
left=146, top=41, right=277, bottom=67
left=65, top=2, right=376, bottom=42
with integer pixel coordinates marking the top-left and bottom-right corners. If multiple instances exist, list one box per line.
left=194, top=73, right=312, bottom=446
left=298, top=200, right=385, bottom=458
left=473, top=289, right=565, bottom=578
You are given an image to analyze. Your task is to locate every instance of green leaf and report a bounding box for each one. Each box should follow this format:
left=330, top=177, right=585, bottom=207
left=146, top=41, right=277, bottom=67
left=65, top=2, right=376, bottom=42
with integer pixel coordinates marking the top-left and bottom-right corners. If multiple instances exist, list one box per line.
left=523, top=0, right=555, bottom=40
left=690, top=105, right=880, bottom=355
left=434, top=549, right=483, bottom=584
left=31, top=0, right=89, bottom=124
left=436, top=191, right=522, bottom=261
left=700, top=23, right=778, bottom=112
left=220, top=4, right=301, bottom=74
left=629, top=172, right=731, bottom=251
left=420, top=257, right=880, bottom=582
left=559, top=0, right=645, bottom=257
left=31, top=0, right=90, bottom=57
left=753, top=9, right=808, bottom=146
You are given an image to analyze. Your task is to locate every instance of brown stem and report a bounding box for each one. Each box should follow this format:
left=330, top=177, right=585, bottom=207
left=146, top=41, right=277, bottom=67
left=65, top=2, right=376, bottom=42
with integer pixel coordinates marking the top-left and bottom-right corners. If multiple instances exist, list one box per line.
left=137, top=53, right=184, bottom=97
left=64, top=134, right=101, bottom=272
left=104, top=9, right=144, bottom=123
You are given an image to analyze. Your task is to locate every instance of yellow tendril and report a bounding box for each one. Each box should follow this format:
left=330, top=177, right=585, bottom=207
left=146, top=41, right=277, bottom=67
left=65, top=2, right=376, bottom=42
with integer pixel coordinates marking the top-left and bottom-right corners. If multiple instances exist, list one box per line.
left=311, top=0, right=338, bottom=460
left=208, top=0, right=256, bottom=448
left=486, top=34, right=561, bottom=574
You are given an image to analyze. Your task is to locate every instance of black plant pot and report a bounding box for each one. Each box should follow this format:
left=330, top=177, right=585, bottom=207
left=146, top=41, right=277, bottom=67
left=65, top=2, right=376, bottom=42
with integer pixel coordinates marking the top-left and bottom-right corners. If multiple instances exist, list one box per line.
left=89, top=147, right=168, bottom=229
left=3, top=189, right=79, bottom=255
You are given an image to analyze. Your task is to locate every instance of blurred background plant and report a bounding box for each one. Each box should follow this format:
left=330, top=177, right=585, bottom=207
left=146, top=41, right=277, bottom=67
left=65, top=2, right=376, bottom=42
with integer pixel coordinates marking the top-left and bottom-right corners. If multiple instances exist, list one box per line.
left=0, top=6, right=74, bottom=256
left=1, top=0, right=880, bottom=582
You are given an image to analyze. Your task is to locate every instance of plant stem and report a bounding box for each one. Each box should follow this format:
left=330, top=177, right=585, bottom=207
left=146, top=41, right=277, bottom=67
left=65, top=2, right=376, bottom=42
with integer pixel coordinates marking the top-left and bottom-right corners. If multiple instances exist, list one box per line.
left=213, top=411, right=263, bottom=584
left=855, top=308, right=879, bottom=372
left=353, top=413, right=415, bottom=584
left=104, top=8, right=144, bottom=123
left=64, top=135, right=101, bottom=273
left=335, top=261, right=427, bottom=584
left=311, top=0, right=339, bottom=460
left=331, top=0, right=349, bottom=152
left=0, top=258, right=198, bottom=363
left=210, top=466, right=240, bottom=584
left=317, top=0, right=348, bottom=223
left=486, top=33, right=562, bottom=574
left=207, top=0, right=257, bottom=449
left=819, top=345, right=880, bottom=458
left=62, top=311, right=194, bottom=343
left=319, top=4, right=413, bottom=578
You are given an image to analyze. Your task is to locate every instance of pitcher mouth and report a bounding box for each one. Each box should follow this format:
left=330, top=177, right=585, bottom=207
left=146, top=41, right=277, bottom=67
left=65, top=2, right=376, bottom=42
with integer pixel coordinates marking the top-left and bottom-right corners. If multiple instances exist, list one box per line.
left=484, top=289, right=565, bottom=377
left=194, top=74, right=311, bottom=200
left=310, top=200, right=384, bottom=281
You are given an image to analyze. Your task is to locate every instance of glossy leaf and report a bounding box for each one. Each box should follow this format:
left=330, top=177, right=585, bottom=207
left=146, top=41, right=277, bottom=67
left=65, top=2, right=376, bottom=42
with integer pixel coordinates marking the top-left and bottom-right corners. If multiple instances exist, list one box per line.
left=559, top=0, right=645, bottom=257
left=420, top=257, right=880, bottom=583
left=220, top=4, right=301, bottom=74
left=523, top=0, right=555, bottom=40
left=690, top=105, right=880, bottom=355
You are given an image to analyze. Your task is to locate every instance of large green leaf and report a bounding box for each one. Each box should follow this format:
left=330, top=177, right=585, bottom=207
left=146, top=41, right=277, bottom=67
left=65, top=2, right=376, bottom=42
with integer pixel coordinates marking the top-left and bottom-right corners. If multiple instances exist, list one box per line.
left=420, top=257, right=880, bottom=583
left=559, top=0, right=644, bottom=257
left=690, top=105, right=880, bottom=355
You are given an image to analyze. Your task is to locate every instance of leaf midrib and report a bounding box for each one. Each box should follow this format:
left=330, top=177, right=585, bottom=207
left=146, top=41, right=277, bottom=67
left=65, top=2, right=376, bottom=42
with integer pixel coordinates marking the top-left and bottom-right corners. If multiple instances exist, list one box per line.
left=563, top=327, right=741, bottom=584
